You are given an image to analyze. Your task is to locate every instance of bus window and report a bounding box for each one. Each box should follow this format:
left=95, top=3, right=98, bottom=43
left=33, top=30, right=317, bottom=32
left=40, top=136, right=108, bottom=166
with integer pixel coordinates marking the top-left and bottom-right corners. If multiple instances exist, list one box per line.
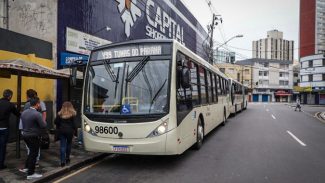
left=210, top=72, right=215, bottom=103
left=176, top=52, right=192, bottom=109
left=216, top=75, right=221, bottom=95
left=225, top=80, right=229, bottom=94
left=220, top=77, right=224, bottom=95
left=190, top=61, right=199, bottom=106
left=206, top=71, right=212, bottom=103
left=199, top=66, right=207, bottom=104
left=214, top=74, right=218, bottom=103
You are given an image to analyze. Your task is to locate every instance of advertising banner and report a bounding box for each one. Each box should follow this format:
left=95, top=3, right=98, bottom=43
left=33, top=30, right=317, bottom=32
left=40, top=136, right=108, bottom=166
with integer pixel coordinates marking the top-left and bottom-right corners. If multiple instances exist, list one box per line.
left=58, top=0, right=209, bottom=63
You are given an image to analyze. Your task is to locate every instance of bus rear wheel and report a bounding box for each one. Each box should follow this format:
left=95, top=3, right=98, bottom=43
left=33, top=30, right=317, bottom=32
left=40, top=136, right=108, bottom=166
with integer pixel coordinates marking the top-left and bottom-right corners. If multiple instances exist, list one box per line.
left=194, top=118, right=204, bottom=150
left=221, top=110, right=226, bottom=126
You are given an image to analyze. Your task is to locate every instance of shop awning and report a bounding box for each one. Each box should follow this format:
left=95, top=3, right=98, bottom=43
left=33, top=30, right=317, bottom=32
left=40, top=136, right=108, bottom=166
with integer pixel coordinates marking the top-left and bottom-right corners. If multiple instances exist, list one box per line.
left=275, top=93, right=292, bottom=96
left=0, top=59, right=70, bottom=79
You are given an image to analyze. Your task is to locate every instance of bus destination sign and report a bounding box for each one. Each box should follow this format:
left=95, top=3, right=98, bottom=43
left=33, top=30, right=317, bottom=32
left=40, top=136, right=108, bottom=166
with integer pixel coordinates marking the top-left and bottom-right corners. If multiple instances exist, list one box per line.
left=92, top=44, right=170, bottom=60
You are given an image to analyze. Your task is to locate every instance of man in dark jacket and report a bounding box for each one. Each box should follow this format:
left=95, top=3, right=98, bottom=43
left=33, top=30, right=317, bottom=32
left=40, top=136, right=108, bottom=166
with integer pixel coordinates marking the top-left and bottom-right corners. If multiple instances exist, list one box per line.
left=20, top=97, right=46, bottom=180
left=0, top=89, right=20, bottom=170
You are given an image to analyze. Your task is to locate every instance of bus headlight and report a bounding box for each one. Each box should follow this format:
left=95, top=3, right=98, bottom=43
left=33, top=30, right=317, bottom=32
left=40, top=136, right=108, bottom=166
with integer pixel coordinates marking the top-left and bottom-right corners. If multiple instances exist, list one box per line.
left=85, top=125, right=91, bottom=132
left=147, top=121, right=168, bottom=138
left=83, top=121, right=97, bottom=136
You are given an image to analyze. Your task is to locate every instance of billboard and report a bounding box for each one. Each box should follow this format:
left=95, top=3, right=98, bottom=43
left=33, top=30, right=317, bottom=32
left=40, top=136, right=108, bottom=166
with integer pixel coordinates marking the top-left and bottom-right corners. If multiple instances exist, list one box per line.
left=58, top=0, right=209, bottom=69
left=66, top=27, right=111, bottom=55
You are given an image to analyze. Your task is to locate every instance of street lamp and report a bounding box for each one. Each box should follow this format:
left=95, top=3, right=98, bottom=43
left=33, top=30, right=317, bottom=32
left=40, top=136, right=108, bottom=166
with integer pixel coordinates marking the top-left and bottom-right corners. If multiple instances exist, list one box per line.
left=214, top=34, right=243, bottom=64
left=92, top=26, right=111, bottom=35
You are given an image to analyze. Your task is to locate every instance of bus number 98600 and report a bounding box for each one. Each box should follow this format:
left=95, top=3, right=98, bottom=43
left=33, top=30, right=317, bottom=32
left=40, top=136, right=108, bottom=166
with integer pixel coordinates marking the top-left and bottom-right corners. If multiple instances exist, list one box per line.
left=94, top=126, right=118, bottom=134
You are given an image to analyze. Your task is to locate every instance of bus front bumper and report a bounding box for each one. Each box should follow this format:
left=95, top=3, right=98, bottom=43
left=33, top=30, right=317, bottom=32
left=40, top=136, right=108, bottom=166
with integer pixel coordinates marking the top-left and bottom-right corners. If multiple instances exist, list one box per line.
left=83, top=129, right=178, bottom=155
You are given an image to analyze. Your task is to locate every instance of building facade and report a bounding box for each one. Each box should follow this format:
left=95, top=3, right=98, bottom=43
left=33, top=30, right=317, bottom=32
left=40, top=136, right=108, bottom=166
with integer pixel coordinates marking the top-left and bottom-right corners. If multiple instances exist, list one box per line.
left=299, top=0, right=325, bottom=104
left=213, top=49, right=236, bottom=64
left=300, top=0, right=325, bottom=57
left=252, top=30, right=294, bottom=61
left=216, top=63, right=252, bottom=88
left=299, top=54, right=325, bottom=104
left=237, top=59, right=293, bottom=102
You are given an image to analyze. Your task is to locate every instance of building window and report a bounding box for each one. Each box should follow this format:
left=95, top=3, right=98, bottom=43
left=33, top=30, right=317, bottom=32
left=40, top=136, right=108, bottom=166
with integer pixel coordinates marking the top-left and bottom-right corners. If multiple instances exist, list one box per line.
left=294, top=73, right=298, bottom=77
left=279, top=72, right=283, bottom=77
left=323, top=74, right=325, bottom=81
left=263, top=63, right=269, bottom=67
left=279, top=80, right=289, bottom=85
left=244, top=69, right=249, bottom=75
left=259, top=71, right=263, bottom=76
left=309, top=74, right=313, bottom=82
left=323, top=59, right=325, bottom=66
left=308, top=60, right=313, bottom=68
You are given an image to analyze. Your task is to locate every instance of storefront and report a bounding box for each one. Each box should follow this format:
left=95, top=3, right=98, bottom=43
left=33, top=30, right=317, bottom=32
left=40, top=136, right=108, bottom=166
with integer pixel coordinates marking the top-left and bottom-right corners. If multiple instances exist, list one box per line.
left=274, top=90, right=292, bottom=102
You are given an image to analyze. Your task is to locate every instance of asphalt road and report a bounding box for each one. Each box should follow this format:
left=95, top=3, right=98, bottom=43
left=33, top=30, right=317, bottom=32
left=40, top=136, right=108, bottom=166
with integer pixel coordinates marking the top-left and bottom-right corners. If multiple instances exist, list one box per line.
left=56, top=103, right=325, bottom=183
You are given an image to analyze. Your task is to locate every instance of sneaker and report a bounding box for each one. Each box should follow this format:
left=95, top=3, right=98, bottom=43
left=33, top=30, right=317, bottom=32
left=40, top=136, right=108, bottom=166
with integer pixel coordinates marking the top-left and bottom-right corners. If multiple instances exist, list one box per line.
left=27, top=173, right=43, bottom=180
left=19, top=168, right=28, bottom=173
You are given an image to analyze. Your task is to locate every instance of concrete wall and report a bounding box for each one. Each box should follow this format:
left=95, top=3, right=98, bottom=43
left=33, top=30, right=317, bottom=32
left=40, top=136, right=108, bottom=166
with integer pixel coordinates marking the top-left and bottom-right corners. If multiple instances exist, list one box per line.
left=8, top=0, right=57, bottom=63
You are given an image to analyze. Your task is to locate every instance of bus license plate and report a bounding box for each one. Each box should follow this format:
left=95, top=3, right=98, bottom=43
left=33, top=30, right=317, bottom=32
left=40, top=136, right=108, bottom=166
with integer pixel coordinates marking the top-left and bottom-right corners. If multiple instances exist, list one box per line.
left=112, top=146, right=130, bottom=152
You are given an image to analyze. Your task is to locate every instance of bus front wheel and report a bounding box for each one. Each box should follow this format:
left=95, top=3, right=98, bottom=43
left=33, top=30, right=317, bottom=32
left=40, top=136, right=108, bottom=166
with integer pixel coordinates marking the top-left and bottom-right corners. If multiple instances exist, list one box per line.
left=194, top=118, right=204, bottom=150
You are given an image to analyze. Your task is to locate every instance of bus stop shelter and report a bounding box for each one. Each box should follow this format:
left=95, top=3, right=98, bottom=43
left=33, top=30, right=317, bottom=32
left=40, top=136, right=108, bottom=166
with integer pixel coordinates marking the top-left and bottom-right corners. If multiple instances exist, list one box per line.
left=0, top=59, right=70, bottom=158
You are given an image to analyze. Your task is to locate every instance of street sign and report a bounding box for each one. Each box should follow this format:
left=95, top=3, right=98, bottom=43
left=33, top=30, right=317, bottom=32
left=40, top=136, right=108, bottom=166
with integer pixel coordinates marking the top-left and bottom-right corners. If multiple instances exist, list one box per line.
left=60, top=52, right=89, bottom=66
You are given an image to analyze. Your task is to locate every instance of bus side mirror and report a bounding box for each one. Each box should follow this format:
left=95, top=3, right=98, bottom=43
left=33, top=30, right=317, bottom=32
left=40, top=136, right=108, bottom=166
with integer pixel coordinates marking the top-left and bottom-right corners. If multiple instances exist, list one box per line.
left=181, top=68, right=191, bottom=89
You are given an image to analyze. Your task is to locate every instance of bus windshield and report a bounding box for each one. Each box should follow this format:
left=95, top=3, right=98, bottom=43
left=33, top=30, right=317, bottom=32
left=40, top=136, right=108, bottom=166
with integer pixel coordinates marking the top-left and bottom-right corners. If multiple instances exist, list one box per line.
left=84, top=57, right=170, bottom=115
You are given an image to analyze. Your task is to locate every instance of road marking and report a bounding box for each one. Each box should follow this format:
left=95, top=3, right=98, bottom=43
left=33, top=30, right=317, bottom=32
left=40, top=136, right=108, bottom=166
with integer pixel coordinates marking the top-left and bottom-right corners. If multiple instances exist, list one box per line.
left=271, top=114, right=276, bottom=119
left=53, top=158, right=106, bottom=183
left=287, top=130, right=306, bottom=147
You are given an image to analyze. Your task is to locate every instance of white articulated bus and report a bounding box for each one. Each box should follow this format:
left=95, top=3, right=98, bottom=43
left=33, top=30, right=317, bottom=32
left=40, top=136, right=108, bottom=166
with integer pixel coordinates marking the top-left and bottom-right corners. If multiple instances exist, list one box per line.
left=229, top=79, right=248, bottom=114
left=82, top=39, right=230, bottom=155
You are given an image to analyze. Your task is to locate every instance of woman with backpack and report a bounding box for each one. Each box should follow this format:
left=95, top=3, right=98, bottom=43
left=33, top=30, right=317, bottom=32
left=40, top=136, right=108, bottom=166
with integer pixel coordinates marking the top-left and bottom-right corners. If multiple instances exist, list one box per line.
left=55, top=102, right=77, bottom=167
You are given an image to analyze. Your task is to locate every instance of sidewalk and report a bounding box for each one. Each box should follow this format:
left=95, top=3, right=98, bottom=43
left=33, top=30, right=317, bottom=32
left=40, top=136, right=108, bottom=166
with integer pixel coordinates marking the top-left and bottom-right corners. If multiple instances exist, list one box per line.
left=0, top=135, right=106, bottom=183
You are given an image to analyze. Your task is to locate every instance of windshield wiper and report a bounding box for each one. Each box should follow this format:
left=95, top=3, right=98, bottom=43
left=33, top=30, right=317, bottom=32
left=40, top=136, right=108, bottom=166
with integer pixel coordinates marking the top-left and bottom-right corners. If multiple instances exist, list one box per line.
left=149, top=79, right=167, bottom=113
left=103, top=59, right=118, bottom=82
left=126, top=56, right=150, bottom=82
left=114, top=67, right=120, bottom=98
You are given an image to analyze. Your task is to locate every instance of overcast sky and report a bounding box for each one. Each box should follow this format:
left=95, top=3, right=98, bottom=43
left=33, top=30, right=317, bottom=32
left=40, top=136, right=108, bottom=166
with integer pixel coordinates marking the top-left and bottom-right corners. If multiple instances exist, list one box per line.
left=181, top=0, right=300, bottom=60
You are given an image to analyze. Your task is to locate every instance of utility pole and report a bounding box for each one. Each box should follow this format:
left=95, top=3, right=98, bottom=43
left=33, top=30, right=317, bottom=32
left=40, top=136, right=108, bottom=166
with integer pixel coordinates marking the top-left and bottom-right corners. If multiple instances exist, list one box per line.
left=209, top=14, right=216, bottom=64
left=208, top=14, right=222, bottom=65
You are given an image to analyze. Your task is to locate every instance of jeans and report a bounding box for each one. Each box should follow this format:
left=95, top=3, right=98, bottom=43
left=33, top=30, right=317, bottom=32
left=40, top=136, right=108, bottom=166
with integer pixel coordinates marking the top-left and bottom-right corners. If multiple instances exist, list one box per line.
left=59, top=134, right=72, bottom=163
left=0, top=128, right=9, bottom=168
left=25, top=144, right=40, bottom=162
left=23, top=136, right=40, bottom=175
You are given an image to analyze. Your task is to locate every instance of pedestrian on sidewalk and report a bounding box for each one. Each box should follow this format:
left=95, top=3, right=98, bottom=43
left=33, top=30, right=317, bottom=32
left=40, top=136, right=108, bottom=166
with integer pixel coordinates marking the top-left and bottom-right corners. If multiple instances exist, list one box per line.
left=0, top=89, right=20, bottom=170
left=20, top=97, right=46, bottom=180
left=22, top=89, right=47, bottom=166
left=295, top=98, right=301, bottom=112
left=55, top=101, right=77, bottom=167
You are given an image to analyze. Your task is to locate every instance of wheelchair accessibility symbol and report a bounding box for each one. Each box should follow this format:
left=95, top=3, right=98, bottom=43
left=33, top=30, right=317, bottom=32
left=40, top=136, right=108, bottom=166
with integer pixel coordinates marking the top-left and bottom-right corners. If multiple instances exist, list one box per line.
left=121, top=104, right=131, bottom=114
